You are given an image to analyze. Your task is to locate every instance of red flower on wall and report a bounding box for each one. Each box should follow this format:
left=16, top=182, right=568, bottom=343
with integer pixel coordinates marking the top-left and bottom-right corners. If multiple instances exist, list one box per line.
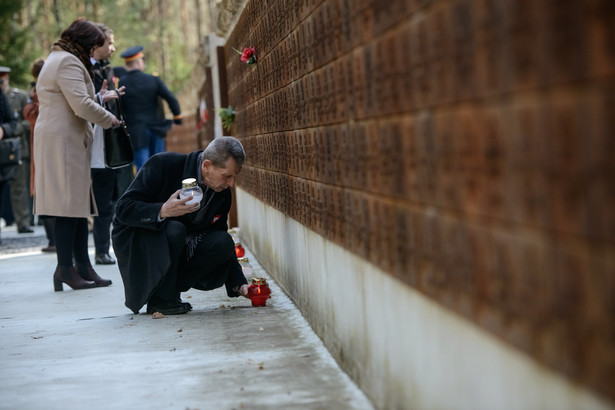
left=233, top=47, right=257, bottom=65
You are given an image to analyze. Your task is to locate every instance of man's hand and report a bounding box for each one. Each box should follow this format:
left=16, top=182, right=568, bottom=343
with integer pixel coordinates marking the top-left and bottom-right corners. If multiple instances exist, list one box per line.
left=159, top=189, right=200, bottom=219
left=238, top=284, right=250, bottom=298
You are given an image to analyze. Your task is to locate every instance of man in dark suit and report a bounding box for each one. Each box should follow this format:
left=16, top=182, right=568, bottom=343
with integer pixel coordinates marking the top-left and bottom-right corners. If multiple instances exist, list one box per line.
left=111, top=137, right=249, bottom=315
left=118, top=46, right=182, bottom=170
left=90, top=22, right=123, bottom=265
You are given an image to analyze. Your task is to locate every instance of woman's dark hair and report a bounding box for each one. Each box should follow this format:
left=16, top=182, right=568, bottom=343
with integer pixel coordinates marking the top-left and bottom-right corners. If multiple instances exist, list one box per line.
left=60, top=18, right=105, bottom=54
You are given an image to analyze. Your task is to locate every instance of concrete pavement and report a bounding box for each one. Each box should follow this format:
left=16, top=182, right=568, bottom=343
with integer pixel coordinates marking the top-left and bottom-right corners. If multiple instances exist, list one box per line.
left=0, top=224, right=373, bottom=410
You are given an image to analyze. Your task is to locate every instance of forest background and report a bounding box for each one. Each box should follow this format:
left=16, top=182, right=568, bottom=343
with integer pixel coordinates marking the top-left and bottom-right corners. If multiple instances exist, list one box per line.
left=0, top=0, right=213, bottom=112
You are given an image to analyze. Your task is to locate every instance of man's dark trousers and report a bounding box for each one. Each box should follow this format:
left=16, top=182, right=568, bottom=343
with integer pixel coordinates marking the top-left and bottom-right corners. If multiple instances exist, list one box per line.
left=153, top=220, right=239, bottom=300
left=91, top=168, right=117, bottom=255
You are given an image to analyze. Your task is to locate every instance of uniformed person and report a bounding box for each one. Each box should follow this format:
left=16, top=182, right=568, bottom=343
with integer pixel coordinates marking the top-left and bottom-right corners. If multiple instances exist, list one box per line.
left=0, top=83, right=17, bottom=244
left=117, top=46, right=182, bottom=170
left=0, top=66, right=33, bottom=234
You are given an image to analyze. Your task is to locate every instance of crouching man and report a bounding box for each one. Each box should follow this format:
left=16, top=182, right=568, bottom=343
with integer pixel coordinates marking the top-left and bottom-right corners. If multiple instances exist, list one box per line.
left=112, top=137, right=249, bottom=314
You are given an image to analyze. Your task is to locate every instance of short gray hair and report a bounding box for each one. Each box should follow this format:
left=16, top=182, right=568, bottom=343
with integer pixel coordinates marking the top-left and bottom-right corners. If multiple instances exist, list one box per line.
left=203, top=136, right=246, bottom=168
left=93, top=22, right=113, bottom=39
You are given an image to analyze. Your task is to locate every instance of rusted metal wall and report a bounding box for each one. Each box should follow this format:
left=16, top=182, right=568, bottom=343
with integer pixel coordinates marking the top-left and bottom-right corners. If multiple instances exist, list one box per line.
left=225, top=0, right=615, bottom=402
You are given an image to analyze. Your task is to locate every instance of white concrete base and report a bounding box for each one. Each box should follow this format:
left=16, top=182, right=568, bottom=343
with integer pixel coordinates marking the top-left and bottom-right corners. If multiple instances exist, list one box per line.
left=237, top=188, right=614, bottom=410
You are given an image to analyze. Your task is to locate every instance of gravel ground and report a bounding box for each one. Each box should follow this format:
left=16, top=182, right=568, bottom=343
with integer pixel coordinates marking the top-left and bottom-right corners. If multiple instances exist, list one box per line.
left=0, top=232, right=48, bottom=254
left=0, top=224, right=93, bottom=255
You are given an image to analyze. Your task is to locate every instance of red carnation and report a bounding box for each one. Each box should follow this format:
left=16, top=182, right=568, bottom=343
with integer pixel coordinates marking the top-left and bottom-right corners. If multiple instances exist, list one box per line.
left=233, top=47, right=257, bottom=65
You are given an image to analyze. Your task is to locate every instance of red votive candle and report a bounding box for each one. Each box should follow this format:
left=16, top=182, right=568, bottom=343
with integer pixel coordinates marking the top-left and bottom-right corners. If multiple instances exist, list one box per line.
left=247, top=277, right=271, bottom=307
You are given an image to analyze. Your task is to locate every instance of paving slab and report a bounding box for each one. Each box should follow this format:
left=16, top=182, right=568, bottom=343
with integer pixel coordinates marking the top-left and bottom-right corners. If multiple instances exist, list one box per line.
left=0, top=225, right=373, bottom=410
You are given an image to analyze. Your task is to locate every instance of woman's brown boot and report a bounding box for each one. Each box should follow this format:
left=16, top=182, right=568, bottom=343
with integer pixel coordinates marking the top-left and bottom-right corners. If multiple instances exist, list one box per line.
left=53, top=265, right=97, bottom=291
left=75, top=263, right=112, bottom=287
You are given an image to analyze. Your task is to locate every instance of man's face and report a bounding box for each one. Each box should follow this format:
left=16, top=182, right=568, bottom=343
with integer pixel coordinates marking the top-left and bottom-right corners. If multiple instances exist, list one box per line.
left=93, top=34, right=115, bottom=61
left=201, top=157, right=241, bottom=192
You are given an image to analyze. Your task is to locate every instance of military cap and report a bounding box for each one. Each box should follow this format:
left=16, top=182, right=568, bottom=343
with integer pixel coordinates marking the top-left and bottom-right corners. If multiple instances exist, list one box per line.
left=0, top=66, right=11, bottom=73
left=120, top=46, right=144, bottom=61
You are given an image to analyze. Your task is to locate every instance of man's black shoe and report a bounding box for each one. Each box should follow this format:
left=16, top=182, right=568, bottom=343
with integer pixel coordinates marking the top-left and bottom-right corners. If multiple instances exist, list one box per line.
left=95, top=253, right=116, bottom=265
left=178, top=299, right=193, bottom=311
left=146, top=298, right=189, bottom=315
left=17, top=226, right=34, bottom=234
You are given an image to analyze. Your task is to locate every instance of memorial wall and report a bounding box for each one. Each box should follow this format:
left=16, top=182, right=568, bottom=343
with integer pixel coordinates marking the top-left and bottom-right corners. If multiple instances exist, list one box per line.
left=219, top=0, right=614, bottom=406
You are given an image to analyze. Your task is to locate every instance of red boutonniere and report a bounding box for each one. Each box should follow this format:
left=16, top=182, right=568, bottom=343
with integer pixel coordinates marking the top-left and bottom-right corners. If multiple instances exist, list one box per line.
left=233, top=47, right=257, bottom=65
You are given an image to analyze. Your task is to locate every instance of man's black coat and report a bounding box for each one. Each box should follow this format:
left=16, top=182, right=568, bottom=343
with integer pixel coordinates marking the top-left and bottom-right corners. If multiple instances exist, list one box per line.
left=112, top=150, right=243, bottom=313
left=92, top=59, right=119, bottom=116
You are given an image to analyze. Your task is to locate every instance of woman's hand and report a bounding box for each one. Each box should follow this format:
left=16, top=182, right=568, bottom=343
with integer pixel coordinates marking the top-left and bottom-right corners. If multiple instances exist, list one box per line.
left=99, top=80, right=126, bottom=103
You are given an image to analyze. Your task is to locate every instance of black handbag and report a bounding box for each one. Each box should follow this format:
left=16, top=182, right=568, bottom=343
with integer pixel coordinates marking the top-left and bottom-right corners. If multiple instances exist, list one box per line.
left=103, top=90, right=134, bottom=169
left=0, top=138, right=22, bottom=168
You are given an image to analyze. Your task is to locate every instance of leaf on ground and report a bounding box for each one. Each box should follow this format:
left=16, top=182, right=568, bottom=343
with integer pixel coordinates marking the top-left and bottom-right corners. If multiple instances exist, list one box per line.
left=247, top=358, right=264, bottom=366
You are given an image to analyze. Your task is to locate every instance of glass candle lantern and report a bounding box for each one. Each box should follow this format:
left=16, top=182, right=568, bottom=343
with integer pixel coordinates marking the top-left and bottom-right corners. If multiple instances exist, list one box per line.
left=228, top=227, right=240, bottom=244
left=235, top=242, right=245, bottom=258
left=179, top=178, right=203, bottom=206
left=238, top=257, right=253, bottom=280
left=247, top=277, right=271, bottom=307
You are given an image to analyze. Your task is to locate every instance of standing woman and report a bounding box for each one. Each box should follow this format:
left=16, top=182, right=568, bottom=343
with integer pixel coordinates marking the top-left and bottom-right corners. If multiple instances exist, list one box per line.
left=34, top=18, right=121, bottom=291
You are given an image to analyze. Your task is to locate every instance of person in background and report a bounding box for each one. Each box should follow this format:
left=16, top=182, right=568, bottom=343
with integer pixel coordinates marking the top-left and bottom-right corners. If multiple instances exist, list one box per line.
left=0, top=85, right=17, bottom=244
left=90, top=22, right=125, bottom=265
left=34, top=18, right=121, bottom=291
left=112, top=137, right=249, bottom=315
left=112, top=65, right=126, bottom=80
left=118, top=46, right=182, bottom=170
left=108, top=64, right=132, bottom=200
left=0, top=181, right=14, bottom=227
left=0, top=66, right=33, bottom=234
left=24, top=58, right=55, bottom=252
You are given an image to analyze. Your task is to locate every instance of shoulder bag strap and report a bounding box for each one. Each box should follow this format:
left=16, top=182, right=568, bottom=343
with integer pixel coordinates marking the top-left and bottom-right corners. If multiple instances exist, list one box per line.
left=112, top=89, right=125, bottom=123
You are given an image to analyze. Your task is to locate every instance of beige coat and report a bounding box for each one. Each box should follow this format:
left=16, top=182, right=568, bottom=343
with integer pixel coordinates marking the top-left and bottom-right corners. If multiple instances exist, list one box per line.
left=33, top=47, right=115, bottom=218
